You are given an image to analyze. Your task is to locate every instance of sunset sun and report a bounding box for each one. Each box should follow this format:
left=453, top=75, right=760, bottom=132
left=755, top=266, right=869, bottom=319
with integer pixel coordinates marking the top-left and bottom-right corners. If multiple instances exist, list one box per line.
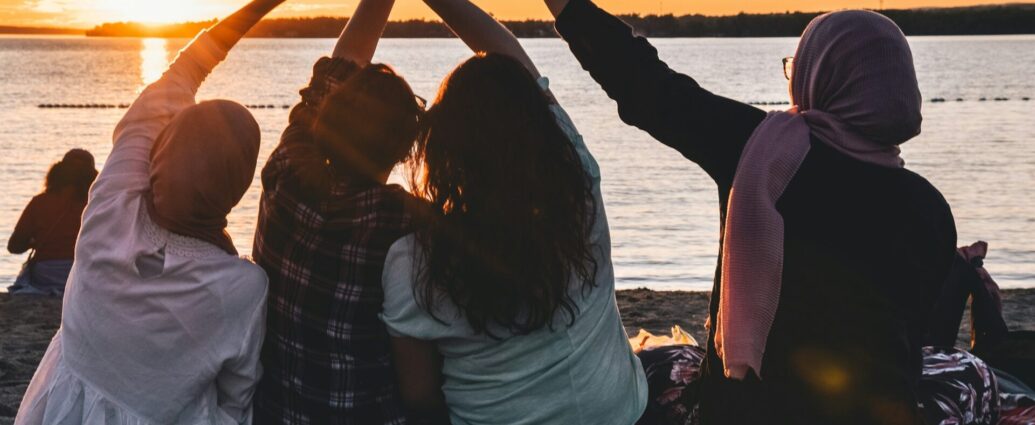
left=95, top=0, right=232, bottom=24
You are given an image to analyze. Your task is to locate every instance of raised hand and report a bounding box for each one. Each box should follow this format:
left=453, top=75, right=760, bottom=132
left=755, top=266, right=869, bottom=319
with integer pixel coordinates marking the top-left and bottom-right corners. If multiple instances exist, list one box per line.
left=208, top=0, right=287, bottom=51
left=424, top=0, right=540, bottom=77
left=333, top=0, right=397, bottom=64
left=544, top=0, right=571, bottom=18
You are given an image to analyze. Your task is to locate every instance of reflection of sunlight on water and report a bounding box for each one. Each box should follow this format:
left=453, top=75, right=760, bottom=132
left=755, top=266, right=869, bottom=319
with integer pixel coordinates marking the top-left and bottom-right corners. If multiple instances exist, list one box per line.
left=141, top=38, right=168, bottom=86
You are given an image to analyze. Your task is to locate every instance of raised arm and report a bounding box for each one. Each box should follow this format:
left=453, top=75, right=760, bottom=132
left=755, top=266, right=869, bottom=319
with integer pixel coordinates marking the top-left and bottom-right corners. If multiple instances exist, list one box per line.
left=210, top=0, right=286, bottom=51
left=543, top=0, right=766, bottom=186
left=101, top=0, right=285, bottom=197
left=265, top=0, right=390, bottom=194
left=332, top=0, right=396, bottom=64
left=112, top=0, right=285, bottom=148
left=425, top=0, right=540, bottom=78
left=544, top=0, right=569, bottom=17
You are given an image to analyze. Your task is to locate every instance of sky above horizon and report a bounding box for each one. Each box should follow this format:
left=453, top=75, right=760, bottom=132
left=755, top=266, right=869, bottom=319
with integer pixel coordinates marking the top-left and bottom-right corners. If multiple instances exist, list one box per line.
left=0, top=0, right=1017, bottom=28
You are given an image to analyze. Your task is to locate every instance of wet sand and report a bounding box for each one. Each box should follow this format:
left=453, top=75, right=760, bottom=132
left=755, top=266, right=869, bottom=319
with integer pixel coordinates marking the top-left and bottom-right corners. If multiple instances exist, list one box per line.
left=0, top=295, right=60, bottom=422
left=2, top=289, right=1034, bottom=421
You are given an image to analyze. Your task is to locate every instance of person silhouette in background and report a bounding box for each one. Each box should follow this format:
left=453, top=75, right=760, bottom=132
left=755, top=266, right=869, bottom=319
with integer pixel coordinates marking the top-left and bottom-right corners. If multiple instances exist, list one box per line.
left=16, top=1, right=285, bottom=423
left=8, top=149, right=97, bottom=296
left=542, top=0, right=958, bottom=424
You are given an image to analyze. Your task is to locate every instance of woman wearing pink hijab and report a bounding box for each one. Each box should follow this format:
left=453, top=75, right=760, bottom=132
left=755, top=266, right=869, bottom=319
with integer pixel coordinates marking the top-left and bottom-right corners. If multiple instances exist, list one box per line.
left=16, top=1, right=284, bottom=423
left=545, top=1, right=959, bottom=424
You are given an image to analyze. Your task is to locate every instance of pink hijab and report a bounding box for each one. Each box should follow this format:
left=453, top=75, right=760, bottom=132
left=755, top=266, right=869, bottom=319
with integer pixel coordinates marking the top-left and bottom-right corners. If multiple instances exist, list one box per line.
left=146, top=100, right=261, bottom=255
left=715, top=10, right=923, bottom=380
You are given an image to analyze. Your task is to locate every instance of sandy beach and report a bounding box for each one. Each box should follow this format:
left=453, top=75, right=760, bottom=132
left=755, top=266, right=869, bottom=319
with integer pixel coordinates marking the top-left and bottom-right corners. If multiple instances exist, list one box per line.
left=1, top=289, right=1034, bottom=421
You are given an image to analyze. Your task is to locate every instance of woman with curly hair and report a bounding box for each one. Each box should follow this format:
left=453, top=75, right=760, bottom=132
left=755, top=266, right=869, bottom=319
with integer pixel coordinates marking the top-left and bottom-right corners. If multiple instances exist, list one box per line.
left=8, top=149, right=97, bottom=296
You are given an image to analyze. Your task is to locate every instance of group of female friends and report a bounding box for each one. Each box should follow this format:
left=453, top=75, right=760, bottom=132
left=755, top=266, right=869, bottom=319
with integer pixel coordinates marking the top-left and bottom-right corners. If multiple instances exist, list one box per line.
left=11, top=0, right=990, bottom=423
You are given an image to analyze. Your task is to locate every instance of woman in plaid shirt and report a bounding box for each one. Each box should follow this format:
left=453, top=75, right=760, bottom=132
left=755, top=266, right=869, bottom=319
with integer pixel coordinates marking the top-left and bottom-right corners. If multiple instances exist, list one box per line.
left=251, top=0, right=428, bottom=423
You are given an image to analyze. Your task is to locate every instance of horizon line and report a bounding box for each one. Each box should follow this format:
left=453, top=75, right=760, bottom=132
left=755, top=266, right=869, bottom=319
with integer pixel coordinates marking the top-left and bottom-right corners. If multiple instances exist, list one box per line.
left=3, top=1, right=1034, bottom=31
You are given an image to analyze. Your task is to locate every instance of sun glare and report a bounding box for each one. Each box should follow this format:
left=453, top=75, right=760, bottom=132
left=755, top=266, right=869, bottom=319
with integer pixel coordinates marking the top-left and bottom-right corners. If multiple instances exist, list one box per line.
left=140, top=38, right=169, bottom=86
left=97, top=0, right=231, bottom=24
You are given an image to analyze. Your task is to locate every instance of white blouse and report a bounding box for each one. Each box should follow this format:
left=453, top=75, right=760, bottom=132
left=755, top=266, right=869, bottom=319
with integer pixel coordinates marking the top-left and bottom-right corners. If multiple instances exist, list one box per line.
left=15, top=31, right=268, bottom=425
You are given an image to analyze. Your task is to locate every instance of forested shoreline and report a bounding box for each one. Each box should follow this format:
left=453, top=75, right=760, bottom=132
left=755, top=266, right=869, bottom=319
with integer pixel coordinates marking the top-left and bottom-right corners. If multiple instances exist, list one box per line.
left=4, top=3, right=1034, bottom=38
left=0, top=25, right=81, bottom=35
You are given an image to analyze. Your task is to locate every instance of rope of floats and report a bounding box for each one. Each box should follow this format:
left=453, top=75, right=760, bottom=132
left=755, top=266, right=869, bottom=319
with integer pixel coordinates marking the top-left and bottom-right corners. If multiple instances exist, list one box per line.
left=35, top=97, right=1032, bottom=109
left=747, top=97, right=1030, bottom=106
left=36, top=103, right=293, bottom=109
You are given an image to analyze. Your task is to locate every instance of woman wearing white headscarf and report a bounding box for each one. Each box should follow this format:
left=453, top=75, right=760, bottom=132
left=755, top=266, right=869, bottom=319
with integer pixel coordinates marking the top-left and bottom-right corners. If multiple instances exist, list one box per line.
left=16, top=1, right=285, bottom=424
left=544, top=1, right=958, bottom=424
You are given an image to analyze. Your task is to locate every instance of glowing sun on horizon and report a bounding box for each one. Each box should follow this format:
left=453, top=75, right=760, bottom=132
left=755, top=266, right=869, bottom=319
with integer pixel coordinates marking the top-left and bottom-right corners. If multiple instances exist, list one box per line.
left=96, top=0, right=233, bottom=24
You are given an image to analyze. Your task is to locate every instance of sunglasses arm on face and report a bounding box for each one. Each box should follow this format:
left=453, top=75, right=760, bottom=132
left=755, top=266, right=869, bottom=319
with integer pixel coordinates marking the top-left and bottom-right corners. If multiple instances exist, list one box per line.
left=783, top=57, right=795, bottom=81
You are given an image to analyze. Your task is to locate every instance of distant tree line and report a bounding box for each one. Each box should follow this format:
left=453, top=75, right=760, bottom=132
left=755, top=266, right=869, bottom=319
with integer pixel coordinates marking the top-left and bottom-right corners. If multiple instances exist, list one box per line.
left=82, top=3, right=1035, bottom=38
left=0, top=25, right=81, bottom=35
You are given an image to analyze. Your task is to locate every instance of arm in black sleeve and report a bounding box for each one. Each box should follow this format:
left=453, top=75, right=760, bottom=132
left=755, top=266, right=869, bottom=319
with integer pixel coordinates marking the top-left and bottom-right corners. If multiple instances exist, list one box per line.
left=554, top=0, right=766, bottom=185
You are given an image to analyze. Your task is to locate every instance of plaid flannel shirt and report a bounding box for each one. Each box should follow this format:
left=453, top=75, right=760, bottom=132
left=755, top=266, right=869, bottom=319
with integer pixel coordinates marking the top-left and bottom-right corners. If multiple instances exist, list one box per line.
left=253, top=57, right=422, bottom=425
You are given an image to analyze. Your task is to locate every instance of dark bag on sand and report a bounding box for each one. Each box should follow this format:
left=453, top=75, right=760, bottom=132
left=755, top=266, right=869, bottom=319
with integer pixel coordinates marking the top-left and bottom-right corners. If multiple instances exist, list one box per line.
left=974, top=331, right=1035, bottom=391
left=8, top=251, right=38, bottom=293
left=926, top=242, right=1009, bottom=348
left=927, top=241, right=1035, bottom=390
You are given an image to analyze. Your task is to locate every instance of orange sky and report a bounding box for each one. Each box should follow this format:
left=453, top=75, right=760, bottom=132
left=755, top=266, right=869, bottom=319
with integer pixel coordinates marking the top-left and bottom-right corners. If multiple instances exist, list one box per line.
left=0, top=0, right=1018, bottom=28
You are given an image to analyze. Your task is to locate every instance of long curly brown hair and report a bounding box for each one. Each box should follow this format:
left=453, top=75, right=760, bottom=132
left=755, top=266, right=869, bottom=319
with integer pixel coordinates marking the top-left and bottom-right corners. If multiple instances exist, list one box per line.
left=45, top=157, right=97, bottom=202
left=410, top=53, right=597, bottom=336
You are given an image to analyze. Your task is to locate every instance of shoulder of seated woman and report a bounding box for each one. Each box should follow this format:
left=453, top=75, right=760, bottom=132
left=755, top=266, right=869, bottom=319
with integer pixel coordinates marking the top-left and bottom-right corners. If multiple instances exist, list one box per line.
left=218, top=260, right=269, bottom=304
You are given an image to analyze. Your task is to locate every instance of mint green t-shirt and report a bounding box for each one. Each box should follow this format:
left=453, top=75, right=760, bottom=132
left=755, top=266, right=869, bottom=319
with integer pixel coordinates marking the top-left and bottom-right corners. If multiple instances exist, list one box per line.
left=380, top=78, right=648, bottom=425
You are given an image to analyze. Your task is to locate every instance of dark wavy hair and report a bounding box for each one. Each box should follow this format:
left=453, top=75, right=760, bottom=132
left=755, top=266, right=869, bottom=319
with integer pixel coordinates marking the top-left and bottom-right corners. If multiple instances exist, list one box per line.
left=297, top=63, right=422, bottom=199
left=45, top=158, right=98, bottom=202
left=410, top=53, right=597, bottom=335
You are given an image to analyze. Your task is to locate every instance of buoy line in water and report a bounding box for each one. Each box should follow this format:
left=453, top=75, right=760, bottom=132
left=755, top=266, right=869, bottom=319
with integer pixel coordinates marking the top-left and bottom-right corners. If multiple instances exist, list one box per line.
left=35, top=97, right=1032, bottom=109
left=36, top=103, right=294, bottom=110
left=745, top=96, right=1031, bottom=106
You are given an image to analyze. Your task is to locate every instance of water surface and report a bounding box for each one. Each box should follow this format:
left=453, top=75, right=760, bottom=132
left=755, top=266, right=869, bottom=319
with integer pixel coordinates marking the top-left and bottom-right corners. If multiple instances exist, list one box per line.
left=1, top=36, right=1033, bottom=290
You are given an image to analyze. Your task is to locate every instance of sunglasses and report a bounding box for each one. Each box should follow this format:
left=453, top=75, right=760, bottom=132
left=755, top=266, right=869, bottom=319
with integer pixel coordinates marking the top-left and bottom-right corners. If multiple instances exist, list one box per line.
left=782, top=57, right=795, bottom=81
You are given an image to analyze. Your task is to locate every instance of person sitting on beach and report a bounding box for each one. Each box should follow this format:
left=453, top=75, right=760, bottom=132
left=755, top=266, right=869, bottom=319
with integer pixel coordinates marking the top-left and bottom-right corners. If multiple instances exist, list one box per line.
left=15, top=1, right=284, bottom=423
left=542, top=1, right=957, bottom=424
left=379, top=0, right=647, bottom=423
left=250, top=0, right=427, bottom=423
left=7, top=149, right=97, bottom=296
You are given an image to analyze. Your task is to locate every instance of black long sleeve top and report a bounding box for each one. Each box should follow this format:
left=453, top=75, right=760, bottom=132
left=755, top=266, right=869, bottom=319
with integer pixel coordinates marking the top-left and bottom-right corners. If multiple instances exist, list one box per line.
left=555, top=1, right=958, bottom=424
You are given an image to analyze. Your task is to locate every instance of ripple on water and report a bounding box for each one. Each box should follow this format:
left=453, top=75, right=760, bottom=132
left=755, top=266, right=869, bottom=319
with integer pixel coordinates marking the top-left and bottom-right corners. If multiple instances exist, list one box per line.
left=1, top=36, right=1033, bottom=291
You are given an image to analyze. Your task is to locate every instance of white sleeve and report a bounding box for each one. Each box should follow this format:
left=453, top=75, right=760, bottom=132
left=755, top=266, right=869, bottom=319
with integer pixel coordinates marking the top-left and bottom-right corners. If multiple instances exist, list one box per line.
left=215, top=277, right=268, bottom=424
left=539, top=78, right=611, bottom=251
left=538, top=77, right=602, bottom=186
left=380, top=236, right=457, bottom=341
left=92, top=30, right=230, bottom=202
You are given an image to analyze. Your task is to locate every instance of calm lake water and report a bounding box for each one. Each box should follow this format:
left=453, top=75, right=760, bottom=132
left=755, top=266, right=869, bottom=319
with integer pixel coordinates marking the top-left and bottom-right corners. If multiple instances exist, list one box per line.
left=1, top=35, right=1033, bottom=291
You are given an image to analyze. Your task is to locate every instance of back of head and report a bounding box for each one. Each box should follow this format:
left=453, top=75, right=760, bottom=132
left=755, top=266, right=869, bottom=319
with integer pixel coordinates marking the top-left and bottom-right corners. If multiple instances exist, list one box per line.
left=793, top=10, right=922, bottom=146
left=148, top=99, right=261, bottom=254
left=413, top=53, right=597, bottom=335
left=309, top=64, right=422, bottom=192
left=46, top=148, right=99, bottom=201
left=63, top=148, right=96, bottom=170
